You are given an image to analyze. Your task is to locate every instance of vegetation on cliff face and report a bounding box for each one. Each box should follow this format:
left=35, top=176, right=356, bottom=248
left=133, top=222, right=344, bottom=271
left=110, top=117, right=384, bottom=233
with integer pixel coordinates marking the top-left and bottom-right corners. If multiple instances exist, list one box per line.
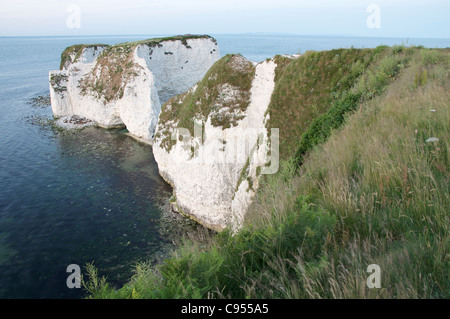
left=60, top=44, right=107, bottom=70
left=267, top=47, right=390, bottom=160
left=155, top=54, right=256, bottom=152
left=50, top=73, right=68, bottom=93
left=116, top=34, right=217, bottom=48
left=78, top=43, right=143, bottom=103
left=83, top=46, right=449, bottom=299
left=71, top=35, right=217, bottom=104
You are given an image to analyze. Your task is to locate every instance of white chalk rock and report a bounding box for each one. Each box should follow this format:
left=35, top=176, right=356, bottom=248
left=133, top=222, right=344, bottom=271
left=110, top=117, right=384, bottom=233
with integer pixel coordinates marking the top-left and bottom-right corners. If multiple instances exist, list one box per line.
left=49, top=36, right=220, bottom=142
left=153, top=58, right=277, bottom=230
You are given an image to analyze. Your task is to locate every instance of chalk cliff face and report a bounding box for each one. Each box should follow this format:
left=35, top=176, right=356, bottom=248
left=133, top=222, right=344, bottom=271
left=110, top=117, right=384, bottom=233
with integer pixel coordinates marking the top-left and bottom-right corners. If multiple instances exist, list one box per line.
left=49, top=36, right=220, bottom=141
left=152, top=55, right=277, bottom=230
left=50, top=37, right=281, bottom=231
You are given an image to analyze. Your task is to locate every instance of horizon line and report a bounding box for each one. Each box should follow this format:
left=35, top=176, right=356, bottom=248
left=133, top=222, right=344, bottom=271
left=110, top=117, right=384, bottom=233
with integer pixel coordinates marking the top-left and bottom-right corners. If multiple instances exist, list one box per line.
left=1, top=33, right=449, bottom=40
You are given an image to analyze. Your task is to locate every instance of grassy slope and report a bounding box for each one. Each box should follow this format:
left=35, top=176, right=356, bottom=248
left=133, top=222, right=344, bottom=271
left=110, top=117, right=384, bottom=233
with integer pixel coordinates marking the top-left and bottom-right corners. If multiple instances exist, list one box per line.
left=267, top=48, right=379, bottom=160
left=83, top=46, right=449, bottom=299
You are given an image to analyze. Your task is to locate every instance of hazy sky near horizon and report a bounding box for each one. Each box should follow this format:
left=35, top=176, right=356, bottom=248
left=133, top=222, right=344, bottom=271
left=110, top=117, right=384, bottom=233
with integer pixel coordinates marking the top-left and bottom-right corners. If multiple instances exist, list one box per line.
left=1, top=0, right=449, bottom=38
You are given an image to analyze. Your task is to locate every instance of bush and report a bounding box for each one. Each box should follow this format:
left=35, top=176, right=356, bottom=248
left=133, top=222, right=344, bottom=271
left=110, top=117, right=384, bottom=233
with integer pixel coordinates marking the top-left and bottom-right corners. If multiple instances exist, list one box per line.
left=293, top=93, right=361, bottom=168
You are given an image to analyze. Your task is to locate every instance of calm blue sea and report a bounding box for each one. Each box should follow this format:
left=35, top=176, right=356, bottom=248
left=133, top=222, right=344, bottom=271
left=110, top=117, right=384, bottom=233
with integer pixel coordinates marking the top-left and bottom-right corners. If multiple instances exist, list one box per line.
left=0, top=34, right=448, bottom=299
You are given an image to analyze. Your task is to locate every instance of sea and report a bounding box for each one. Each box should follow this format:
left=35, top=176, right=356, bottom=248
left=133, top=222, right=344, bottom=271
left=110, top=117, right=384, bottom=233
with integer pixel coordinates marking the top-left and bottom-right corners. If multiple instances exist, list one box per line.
left=0, top=34, right=448, bottom=299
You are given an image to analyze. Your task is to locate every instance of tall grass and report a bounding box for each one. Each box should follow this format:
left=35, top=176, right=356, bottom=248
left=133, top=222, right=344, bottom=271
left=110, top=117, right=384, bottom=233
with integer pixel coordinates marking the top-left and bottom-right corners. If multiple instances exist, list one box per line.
left=266, top=48, right=381, bottom=160
left=246, top=47, right=449, bottom=298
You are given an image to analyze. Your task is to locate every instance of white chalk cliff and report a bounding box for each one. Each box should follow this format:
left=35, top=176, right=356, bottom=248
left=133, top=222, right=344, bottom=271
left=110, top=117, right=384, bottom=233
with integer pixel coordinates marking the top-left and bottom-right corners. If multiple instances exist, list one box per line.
left=50, top=37, right=280, bottom=231
left=152, top=55, right=277, bottom=231
left=49, top=36, right=220, bottom=141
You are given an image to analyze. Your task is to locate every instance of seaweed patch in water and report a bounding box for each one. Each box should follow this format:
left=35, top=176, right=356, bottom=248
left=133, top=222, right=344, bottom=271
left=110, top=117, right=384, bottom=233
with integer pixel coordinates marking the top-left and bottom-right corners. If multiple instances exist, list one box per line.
left=27, top=94, right=51, bottom=108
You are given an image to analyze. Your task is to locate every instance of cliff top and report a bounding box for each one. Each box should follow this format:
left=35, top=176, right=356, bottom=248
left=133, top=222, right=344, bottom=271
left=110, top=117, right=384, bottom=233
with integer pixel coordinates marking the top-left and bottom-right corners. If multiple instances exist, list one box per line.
left=60, top=43, right=108, bottom=70
left=115, top=34, right=217, bottom=47
left=59, top=35, right=216, bottom=70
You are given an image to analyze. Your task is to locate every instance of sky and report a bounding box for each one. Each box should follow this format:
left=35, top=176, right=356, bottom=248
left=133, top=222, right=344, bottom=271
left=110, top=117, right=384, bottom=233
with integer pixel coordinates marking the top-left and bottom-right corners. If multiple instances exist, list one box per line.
left=0, top=0, right=449, bottom=38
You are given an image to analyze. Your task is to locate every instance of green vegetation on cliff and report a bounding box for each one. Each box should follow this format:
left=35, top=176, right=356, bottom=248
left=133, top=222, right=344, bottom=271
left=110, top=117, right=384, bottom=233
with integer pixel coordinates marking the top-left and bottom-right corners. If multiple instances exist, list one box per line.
left=65, top=35, right=217, bottom=104
left=60, top=35, right=215, bottom=71
left=116, top=34, right=216, bottom=48
left=83, top=46, right=449, bottom=299
left=60, top=44, right=107, bottom=70
left=78, top=43, right=142, bottom=103
left=267, top=46, right=398, bottom=160
left=156, top=54, right=256, bottom=152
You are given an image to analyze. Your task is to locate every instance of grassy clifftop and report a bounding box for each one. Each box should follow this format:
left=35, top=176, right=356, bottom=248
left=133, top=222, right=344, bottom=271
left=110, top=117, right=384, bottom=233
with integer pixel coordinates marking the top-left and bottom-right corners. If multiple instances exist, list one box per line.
left=115, top=34, right=216, bottom=48
left=83, top=46, right=449, bottom=299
